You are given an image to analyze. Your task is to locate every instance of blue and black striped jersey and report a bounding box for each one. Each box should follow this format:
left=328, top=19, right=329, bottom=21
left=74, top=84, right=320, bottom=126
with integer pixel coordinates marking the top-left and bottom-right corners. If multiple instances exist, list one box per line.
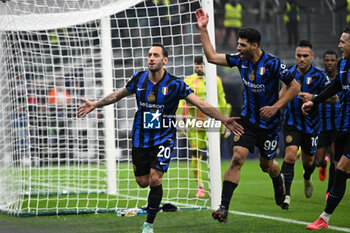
left=337, top=58, right=350, bottom=132
left=319, top=85, right=341, bottom=132
left=126, top=70, right=192, bottom=148
left=226, top=51, right=294, bottom=130
left=283, top=65, right=330, bottom=134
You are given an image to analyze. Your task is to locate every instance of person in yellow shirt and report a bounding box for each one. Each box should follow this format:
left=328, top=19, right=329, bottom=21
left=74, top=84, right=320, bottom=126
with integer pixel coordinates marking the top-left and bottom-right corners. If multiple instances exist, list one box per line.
left=223, top=0, right=242, bottom=47
left=178, top=56, right=231, bottom=197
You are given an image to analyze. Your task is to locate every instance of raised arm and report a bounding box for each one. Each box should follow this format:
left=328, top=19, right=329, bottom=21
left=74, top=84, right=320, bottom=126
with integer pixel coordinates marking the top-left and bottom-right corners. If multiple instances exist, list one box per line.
left=77, top=87, right=131, bottom=118
left=195, top=9, right=228, bottom=66
left=185, top=93, right=244, bottom=135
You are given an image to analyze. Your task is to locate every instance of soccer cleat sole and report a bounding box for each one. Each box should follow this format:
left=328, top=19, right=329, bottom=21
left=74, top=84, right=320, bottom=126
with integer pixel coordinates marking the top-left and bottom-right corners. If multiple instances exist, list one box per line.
left=212, top=212, right=227, bottom=223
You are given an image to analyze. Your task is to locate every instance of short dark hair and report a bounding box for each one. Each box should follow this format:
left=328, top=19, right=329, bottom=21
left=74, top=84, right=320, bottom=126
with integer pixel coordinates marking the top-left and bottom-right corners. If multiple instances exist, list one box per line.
left=238, top=28, right=261, bottom=46
left=343, top=27, right=350, bottom=35
left=323, top=49, right=338, bottom=59
left=194, top=56, right=203, bottom=64
left=152, top=42, right=168, bottom=58
left=297, top=40, right=312, bottom=49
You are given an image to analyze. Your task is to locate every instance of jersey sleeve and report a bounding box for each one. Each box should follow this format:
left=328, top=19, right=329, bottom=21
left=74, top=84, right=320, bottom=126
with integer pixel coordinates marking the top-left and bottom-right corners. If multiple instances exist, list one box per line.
left=319, top=72, right=332, bottom=91
left=177, top=76, right=192, bottom=114
left=275, top=60, right=294, bottom=85
left=125, top=72, right=138, bottom=94
left=177, top=79, right=193, bottom=99
left=226, top=53, right=241, bottom=68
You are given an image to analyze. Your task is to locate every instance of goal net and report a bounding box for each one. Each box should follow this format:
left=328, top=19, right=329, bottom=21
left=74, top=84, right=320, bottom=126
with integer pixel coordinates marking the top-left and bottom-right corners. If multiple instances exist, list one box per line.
left=0, top=0, right=220, bottom=216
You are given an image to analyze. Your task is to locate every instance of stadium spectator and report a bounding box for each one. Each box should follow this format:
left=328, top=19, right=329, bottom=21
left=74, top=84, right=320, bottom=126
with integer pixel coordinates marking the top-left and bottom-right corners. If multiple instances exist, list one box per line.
left=49, top=28, right=68, bottom=64
left=177, top=56, right=231, bottom=197
left=280, top=40, right=337, bottom=210
left=333, top=0, right=350, bottom=31
left=283, top=0, right=301, bottom=47
left=222, top=0, right=242, bottom=48
left=249, top=0, right=275, bottom=46
left=77, top=43, right=242, bottom=233
left=315, top=50, right=340, bottom=200
left=303, top=27, right=350, bottom=230
left=196, top=9, right=300, bottom=223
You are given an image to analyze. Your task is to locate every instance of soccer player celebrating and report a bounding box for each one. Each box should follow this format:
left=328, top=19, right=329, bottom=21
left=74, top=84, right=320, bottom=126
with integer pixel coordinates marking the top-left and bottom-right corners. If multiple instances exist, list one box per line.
left=280, top=40, right=336, bottom=210
left=178, top=56, right=231, bottom=197
left=302, top=27, right=350, bottom=230
left=77, top=43, right=243, bottom=233
left=196, top=9, right=300, bottom=223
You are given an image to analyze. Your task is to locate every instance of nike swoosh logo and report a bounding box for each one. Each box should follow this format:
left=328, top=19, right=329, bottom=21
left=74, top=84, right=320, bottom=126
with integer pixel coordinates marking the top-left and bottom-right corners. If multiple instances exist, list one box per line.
left=242, top=65, right=248, bottom=68
left=340, top=71, right=347, bottom=73
left=137, top=88, right=145, bottom=91
left=159, top=162, right=168, bottom=166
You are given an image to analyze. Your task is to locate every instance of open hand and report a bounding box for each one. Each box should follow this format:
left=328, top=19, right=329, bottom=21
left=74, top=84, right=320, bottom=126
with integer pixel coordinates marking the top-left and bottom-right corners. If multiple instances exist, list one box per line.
left=259, top=106, right=279, bottom=120
left=195, top=8, right=209, bottom=30
left=224, top=117, right=244, bottom=136
left=77, top=98, right=96, bottom=118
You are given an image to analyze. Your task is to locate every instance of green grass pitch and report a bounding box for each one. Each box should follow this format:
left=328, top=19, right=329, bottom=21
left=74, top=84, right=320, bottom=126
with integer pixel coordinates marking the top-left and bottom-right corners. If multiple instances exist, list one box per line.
left=0, top=158, right=349, bottom=233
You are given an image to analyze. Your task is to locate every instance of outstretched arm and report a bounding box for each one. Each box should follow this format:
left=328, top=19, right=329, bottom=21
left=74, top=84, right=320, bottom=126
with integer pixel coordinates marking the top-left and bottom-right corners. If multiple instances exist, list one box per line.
left=185, top=93, right=244, bottom=135
left=302, top=78, right=342, bottom=115
left=77, top=87, right=131, bottom=118
left=298, top=92, right=338, bottom=104
left=260, top=79, right=300, bottom=120
left=195, top=9, right=228, bottom=66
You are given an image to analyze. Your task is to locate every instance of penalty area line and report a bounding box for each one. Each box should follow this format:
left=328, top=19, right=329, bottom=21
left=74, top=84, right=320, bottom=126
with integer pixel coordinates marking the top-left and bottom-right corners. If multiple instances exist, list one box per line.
left=229, top=210, right=350, bottom=232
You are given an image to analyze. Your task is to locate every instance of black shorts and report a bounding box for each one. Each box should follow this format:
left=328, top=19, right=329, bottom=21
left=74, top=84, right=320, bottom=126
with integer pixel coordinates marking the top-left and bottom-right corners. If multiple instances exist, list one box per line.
left=334, top=131, right=350, bottom=162
left=283, top=125, right=319, bottom=156
left=317, top=130, right=337, bottom=149
left=233, top=118, right=279, bottom=160
left=132, top=139, right=174, bottom=176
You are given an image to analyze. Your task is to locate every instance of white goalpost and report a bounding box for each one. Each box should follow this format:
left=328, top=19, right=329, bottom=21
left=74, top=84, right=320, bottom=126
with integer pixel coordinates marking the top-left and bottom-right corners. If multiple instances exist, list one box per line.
left=0, top=0, right=221, bottom=216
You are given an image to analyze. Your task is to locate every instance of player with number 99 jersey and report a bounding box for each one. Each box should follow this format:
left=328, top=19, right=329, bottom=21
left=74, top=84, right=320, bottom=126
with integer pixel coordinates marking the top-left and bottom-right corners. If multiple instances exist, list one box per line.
left=226, top=51, right=294, bottom=159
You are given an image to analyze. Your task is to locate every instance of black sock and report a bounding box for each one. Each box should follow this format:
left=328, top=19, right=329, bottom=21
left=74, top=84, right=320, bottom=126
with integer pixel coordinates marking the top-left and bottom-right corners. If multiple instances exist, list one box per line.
left=146, top=185, right=163, bottom=224
left=327, top=161, right=335, bottom=193
left=270, top=172, right=283, bottom=186
left=325, top=169, right=348, bottom=214
left=281, top=161, right=295, bottom=195
left=221, top=180, right=238, bottom=209
left=303, top=163, right=316, bottom=180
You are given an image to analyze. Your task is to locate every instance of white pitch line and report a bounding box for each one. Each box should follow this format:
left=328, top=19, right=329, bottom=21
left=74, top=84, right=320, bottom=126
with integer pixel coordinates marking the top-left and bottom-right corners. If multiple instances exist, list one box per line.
left=229, top=210, right=350, bottom=232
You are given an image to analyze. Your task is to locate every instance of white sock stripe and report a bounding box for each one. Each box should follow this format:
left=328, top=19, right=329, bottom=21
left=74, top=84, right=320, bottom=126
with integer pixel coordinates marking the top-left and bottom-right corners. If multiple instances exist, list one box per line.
left=229, top=210, right=350, bottom=232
